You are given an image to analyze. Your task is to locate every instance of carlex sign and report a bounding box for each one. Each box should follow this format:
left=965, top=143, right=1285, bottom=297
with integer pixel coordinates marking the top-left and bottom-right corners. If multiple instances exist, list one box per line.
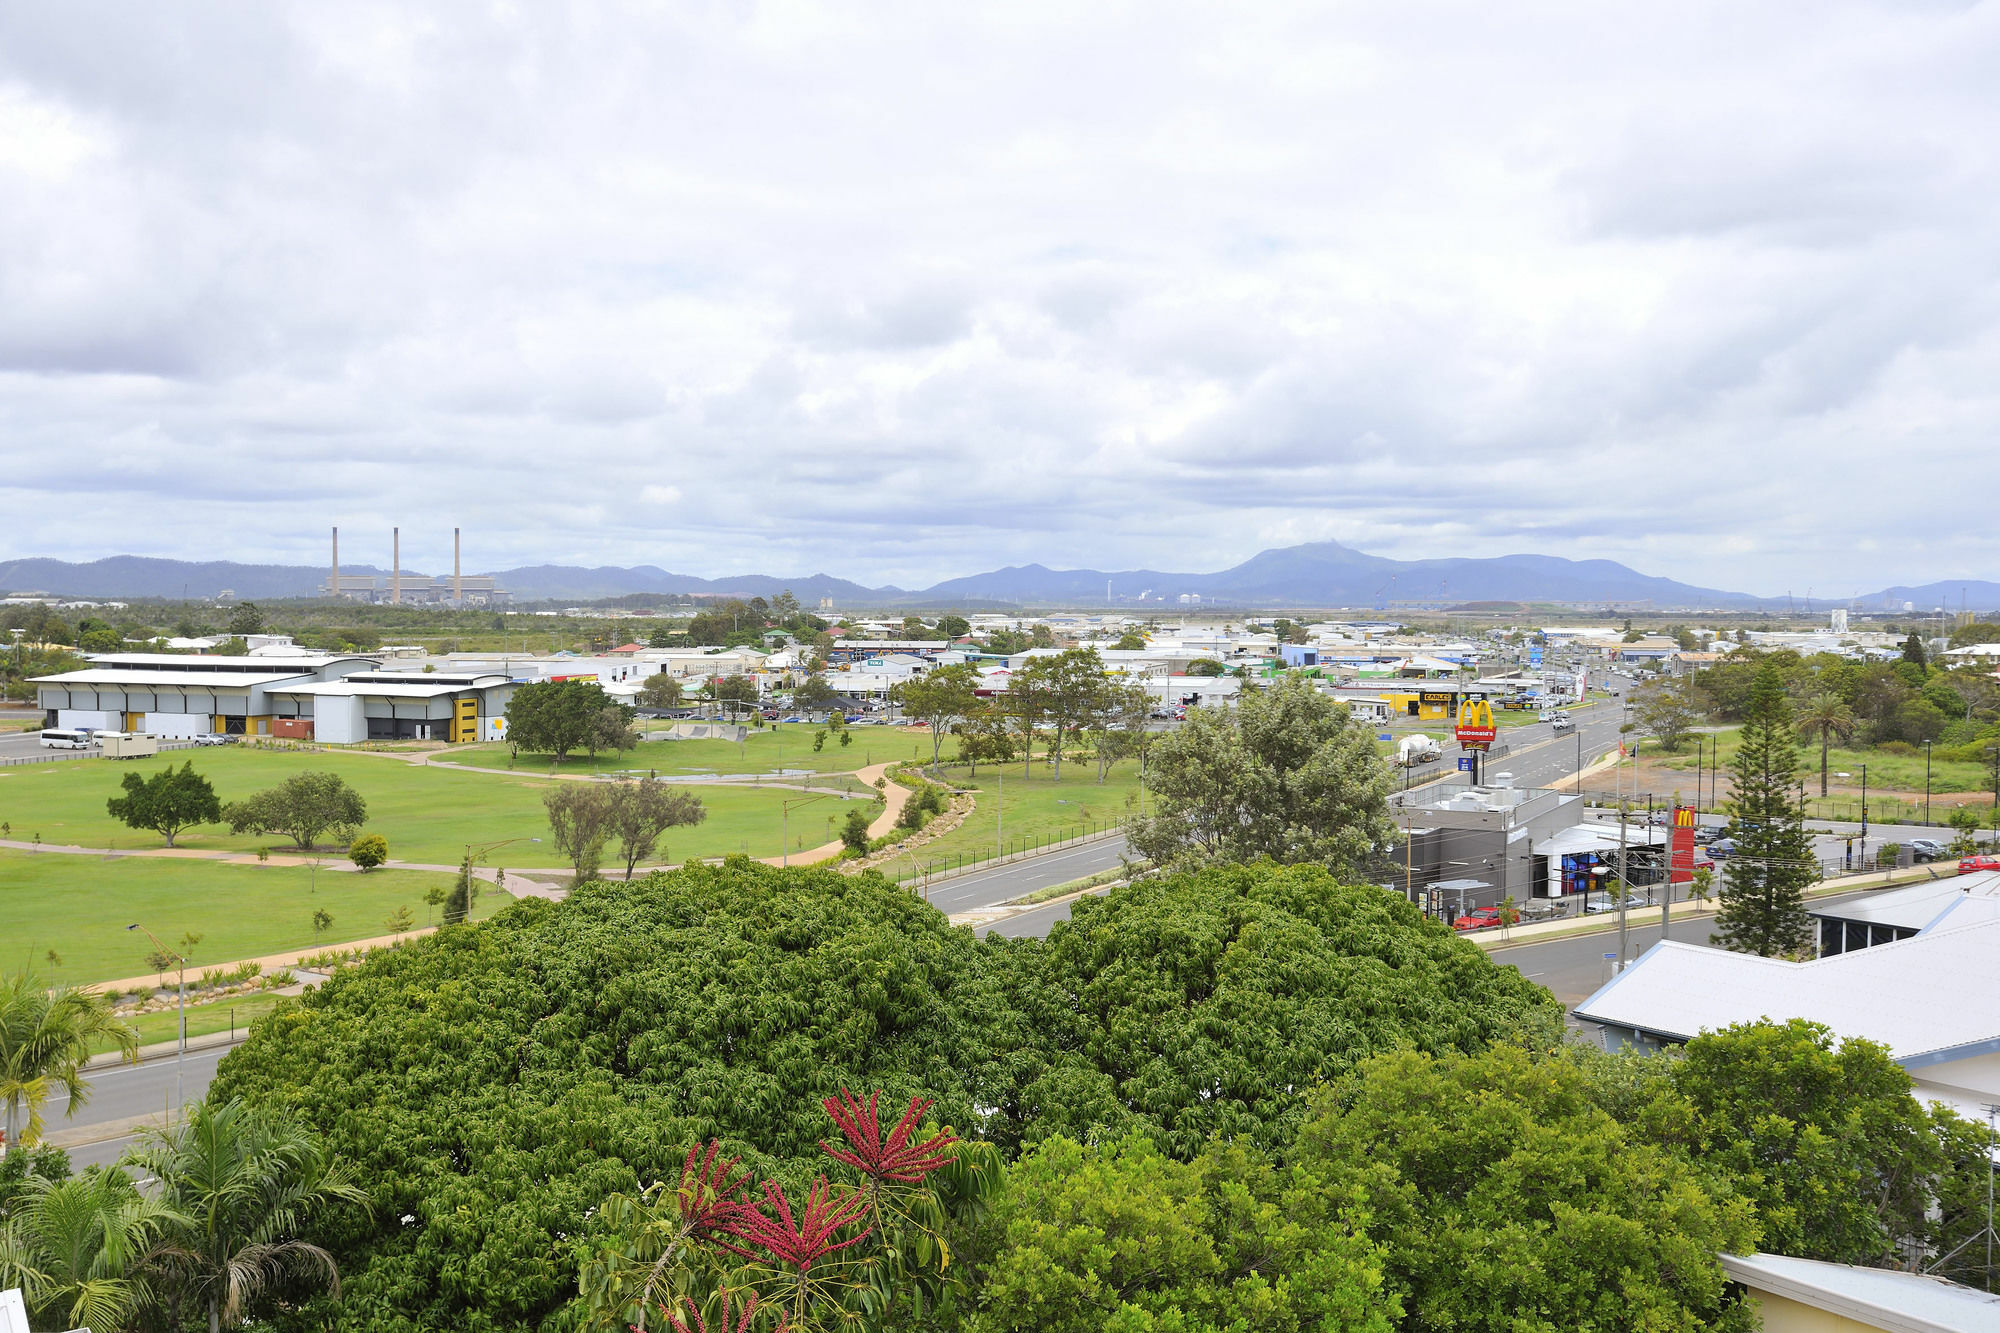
left=1454, top=698, right=1497, bottom=750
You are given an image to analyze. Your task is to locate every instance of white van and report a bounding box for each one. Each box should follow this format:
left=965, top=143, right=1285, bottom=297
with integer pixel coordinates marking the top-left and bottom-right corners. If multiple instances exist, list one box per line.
left=40, top=728, right=96, bottom=749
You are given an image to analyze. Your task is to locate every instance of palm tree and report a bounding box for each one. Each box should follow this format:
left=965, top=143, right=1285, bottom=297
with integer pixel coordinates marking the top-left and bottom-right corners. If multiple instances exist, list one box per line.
left=130, top=1097, right=367, bottom=1333
left=0, top=969, right=139, bottom=1149
left=1795, top=692, right=1856, bottom=797
left=0, top=1168, right=181, bottom=1333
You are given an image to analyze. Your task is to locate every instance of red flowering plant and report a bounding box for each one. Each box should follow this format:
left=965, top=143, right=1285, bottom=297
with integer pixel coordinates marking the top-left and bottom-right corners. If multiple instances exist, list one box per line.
left=580, top=1090, right=997, bottom=1333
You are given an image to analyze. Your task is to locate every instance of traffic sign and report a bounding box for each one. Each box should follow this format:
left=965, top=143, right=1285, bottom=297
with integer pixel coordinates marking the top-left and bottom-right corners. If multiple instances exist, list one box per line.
left=1456, top=757, right=1475, bottom=771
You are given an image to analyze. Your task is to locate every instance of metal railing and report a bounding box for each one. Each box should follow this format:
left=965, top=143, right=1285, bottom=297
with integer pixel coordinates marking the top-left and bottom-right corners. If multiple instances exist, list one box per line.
left=887, top=821, right=1125, bottom=888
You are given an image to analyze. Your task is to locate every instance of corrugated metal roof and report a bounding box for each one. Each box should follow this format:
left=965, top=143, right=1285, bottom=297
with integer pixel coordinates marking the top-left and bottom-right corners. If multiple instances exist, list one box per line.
left=30, top=668, right=311, bottom=688
left=271, top=681, right=488, bottom=699
left=1718, top=1252, right=2000, bottom=1332
left=1576, top=919, right=2000, bottom=1063
left=1810, top=871, right=2000, bottom=931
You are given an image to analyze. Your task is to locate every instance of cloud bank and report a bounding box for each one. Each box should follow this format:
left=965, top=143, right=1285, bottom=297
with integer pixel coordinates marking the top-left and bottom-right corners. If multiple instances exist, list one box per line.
left=1, top=1, right=1995, bottom=597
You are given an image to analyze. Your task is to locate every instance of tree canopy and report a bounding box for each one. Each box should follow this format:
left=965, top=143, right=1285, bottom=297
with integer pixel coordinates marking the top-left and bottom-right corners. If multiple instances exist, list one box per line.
left=506, top=679, right=626, bottom=764
left=223, top=771, right=368, bottom=850
left=1126, top=676, right=1392, bottom=878
left=105, top=761, right=222, bottom=847
left=208, top=858, right=1556, bottom=1330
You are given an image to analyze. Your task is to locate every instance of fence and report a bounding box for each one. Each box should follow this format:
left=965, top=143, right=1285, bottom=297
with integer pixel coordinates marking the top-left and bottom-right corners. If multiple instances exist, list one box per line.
left=1581, top=786, right=2000, bottom=834
left=0, top=738, right=199, bottom=767
left=885, top=821, right=1126, bottom=889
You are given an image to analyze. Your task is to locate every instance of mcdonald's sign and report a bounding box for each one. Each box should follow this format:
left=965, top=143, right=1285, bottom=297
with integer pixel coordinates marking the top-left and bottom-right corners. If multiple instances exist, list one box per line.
left=1454, top=698, right=1497, bottom=750
left=1669, top=805, right=1697, bottom=883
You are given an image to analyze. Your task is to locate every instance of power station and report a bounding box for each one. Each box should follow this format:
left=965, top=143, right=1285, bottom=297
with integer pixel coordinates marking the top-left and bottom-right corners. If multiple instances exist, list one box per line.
left=322, top=526, right=509, bottom=605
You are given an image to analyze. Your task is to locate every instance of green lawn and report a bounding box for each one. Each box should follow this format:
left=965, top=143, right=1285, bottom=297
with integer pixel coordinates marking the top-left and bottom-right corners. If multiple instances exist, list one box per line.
left=0, top=747, right=832, bottom=868
left=1, top=851, right=494, bottom=984
left=93, top=993, right=289, bottom=1054
left=878, top=759, right=1144, bottom=881
left=446, top=724, right=957, bottom=778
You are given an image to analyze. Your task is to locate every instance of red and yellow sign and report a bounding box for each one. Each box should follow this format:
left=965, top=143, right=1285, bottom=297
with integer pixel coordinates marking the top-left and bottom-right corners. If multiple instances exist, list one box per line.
left=1454, top=699, right=1497, bottom=750
left=1670, top=806, right=1698, bottom=883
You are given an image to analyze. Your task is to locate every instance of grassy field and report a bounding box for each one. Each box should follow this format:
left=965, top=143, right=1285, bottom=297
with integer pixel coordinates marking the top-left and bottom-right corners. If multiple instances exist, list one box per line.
left=93, top=993, right=289, bottom=1054
left=0, top=747, right=833, bottom=867
left=1, top=851, right=492, bottom=984
left=879, top=759, right=1144, bottom=881
left=1647, top=728, right=1995, bottom=797
left=445, top=724, right=958, bottom=777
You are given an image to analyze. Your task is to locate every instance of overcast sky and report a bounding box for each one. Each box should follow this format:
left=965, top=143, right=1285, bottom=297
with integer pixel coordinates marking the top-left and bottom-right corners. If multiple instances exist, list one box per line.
left=1, top=2, right=1994, bottom=596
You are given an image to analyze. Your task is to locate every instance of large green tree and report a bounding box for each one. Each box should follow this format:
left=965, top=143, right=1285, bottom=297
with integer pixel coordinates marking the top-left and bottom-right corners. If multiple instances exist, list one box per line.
left=207, top=859, right=1555, bottom=1329
left=0, top=970, right=138, bottom=1149
left=223, top=771, right=368, bottom=850
left=966, top=1132, right=1396, bottom=1333
left=106, top=761, right=223, bottom=847
left=892, top=662, right=982, bottom=769
left=1711, top=662, right=1816, bottom=957
left=1126, top=675, right=1392, bottom=877
left=506, top=679, right=617, bottom=764
left=1296, top=1045, right=1758, bottom=1332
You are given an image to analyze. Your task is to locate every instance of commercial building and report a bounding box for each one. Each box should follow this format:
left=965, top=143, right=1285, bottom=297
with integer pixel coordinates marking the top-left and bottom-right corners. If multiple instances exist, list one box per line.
left=266, top=671, right=517, bottom=743
left=32, top=652, right=377, bottom=738
left=1810, top=871, right=2000, bottom=957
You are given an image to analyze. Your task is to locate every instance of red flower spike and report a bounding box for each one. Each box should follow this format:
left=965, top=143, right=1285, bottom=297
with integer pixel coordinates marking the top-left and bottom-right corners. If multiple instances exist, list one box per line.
left=731, top=1175, right=871, bottom=1274
left=820, top=1088, right=959, bottom=1184
left=658, top=1289, right=760, bottom=1333
left=675, top=1141, right=755, bottom=1246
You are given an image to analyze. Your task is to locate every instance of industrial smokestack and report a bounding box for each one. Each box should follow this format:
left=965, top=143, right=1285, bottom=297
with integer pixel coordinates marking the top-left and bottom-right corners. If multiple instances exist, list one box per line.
left=453, top=527, right=462, bottom=603
left=392, top=528, right=401, bottom=604
left=331, top=526, right=339, bottom=600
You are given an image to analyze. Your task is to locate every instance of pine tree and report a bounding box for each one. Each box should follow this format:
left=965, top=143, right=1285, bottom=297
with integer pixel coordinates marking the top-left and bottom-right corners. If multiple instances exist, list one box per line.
left=1712, top=661, right=1817, bottom=956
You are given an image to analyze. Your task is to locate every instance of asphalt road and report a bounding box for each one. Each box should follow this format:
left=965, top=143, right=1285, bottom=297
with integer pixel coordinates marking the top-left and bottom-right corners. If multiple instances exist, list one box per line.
left=1488, top=884, right=1878, bottom=1010
left=925, top=835, right=1130, bottom=916
left=43, top=1043, right=233, bottom=1170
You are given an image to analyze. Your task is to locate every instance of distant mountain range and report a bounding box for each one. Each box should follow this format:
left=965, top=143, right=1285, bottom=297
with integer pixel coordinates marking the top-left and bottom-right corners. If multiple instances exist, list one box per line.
left=2, top=543, right=1994, bottom=611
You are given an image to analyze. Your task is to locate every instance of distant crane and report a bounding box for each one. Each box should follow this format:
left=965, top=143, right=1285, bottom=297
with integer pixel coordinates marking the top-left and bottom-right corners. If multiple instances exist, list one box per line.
left=1374, top=575, right=1396, bottom=611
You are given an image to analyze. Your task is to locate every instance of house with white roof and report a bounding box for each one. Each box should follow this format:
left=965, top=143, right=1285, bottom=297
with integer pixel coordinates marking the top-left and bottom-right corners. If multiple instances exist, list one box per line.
left=1576, top=917, right=2000, bottom=1120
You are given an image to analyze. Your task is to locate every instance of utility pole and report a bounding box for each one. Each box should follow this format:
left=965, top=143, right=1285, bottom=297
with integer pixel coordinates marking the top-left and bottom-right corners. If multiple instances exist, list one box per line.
left=1617, top=748, right=1630, bottom=971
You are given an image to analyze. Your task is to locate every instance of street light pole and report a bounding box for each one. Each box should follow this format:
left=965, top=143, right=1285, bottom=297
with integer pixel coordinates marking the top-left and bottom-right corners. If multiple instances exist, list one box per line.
left=126, top=923, right=184, bottom=1116
left=1925, top=740, right=1933, bottom=827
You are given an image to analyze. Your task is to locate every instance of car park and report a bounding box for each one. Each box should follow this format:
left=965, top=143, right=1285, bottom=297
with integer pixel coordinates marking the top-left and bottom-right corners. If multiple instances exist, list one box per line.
left=1906, top=838, right=1947, bottom=863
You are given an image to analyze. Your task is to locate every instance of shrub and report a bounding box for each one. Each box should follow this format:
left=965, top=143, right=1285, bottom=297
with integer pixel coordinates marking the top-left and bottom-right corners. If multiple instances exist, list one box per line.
left=348, top=833, right=388, bottom=871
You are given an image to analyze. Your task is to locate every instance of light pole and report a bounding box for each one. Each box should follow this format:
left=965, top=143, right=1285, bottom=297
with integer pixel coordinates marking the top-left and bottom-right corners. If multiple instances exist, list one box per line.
left=1860, top=763, right=1869, bottom=865
left=1924, top=740, right=1933, bottom=827
left=126, top=923, right=185, bottom=1115
left=458, top=836, right=540, bottom=914
left=782, top=791, right=837, bottom=867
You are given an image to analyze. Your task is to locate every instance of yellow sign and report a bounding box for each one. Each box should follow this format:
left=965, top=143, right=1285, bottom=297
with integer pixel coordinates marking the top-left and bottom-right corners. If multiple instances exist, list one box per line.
left=1454, top=699, right=1497, bottom=749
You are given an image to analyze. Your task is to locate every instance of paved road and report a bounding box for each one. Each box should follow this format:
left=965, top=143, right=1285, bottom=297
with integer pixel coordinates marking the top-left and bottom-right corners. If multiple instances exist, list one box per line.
left=925, top=836, right=1130, bottom=915
left=43, top=1043, right=234, bottom=1170
left=1487, top=884, right=1878, bottom=1010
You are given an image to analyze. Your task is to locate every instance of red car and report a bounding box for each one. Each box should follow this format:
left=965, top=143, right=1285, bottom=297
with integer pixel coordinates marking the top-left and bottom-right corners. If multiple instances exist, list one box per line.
left=1452, top=908, right=1506, bottom=932
left=1958, top=855, right=2000, bottom=875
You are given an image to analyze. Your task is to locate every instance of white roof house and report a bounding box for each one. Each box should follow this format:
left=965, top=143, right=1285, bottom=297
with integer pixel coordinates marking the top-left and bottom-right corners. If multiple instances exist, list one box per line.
left=1576, top=920, right=2000, bottom=1119
left=1718, top=1251, right=2000, bottom=1332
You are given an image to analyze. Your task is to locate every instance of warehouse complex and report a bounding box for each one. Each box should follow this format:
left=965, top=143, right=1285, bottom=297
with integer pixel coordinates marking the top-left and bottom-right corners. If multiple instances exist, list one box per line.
left=31, top=652, right=516, bottom=742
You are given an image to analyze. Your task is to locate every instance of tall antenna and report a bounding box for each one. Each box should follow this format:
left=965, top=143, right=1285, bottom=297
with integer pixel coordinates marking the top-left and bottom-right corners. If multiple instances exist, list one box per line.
left=330, top=526, right=339, bottom=600
left=392, top=527, right=401, bottom=605
left=1925, top=1101, right=1999, bottom=1288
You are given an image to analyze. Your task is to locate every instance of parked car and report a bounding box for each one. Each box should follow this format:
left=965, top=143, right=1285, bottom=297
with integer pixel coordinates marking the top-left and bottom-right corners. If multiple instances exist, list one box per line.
left=1707, top=837, right=1739, bottom=858
left=1452, top=907, right=1506, bottom=932
left=1958, top=855, right=2000, bottom=875
left=1906, top=838, right=1948, bottom=863
left=193, top=733, right=231, bottom=746
left=1584, top=891, right=1656, bottom=913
